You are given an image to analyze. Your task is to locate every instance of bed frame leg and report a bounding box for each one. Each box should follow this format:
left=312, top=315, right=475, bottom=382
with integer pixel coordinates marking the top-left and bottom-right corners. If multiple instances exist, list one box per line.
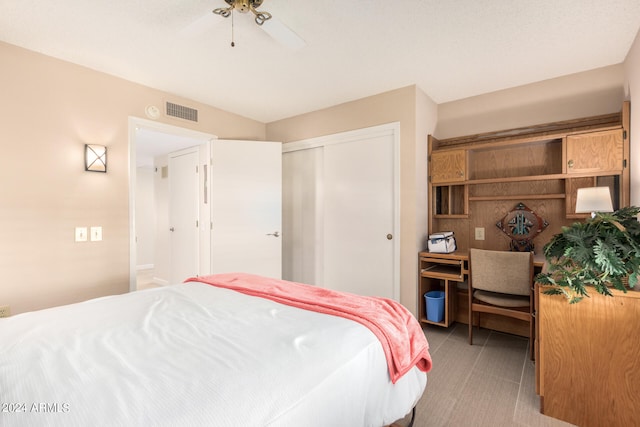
left=407, top=406, right=416, bottom=427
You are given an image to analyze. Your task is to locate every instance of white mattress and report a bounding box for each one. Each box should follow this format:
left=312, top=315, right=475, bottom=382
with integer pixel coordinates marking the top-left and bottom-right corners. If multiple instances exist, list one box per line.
left=0, top=282, right=426, bottom=426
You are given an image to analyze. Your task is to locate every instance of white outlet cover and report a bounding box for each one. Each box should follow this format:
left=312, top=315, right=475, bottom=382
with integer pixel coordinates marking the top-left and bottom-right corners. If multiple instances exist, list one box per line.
left=91, top=226, right=103, bottom=241
left=75, top=227, right=88, bottom=242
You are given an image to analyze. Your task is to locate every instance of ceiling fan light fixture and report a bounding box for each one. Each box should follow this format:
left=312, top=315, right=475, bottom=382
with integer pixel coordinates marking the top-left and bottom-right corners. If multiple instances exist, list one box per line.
left=213, top=0, right=272, bottom=25
left=210, top=0, right=303, bottom=49
left=236, top=0, right=250, bottom=13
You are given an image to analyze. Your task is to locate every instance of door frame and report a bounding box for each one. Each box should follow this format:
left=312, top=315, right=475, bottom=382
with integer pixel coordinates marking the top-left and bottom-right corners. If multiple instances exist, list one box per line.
left=282, top=122, right=401, bottom=300
left=128, top=117, right=216, bottom=292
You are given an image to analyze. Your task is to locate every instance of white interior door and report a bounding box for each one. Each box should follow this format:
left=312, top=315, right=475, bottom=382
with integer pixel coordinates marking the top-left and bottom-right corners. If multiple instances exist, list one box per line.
left=211, top=140, right=282, bottom=278
left=323, top=131, right=398, bottom=299
left=169, top=147, right=200, bottom=283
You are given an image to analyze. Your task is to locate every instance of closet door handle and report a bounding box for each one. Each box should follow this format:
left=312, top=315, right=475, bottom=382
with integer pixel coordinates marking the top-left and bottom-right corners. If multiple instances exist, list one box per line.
left=266, top=231, right=280, bottom=237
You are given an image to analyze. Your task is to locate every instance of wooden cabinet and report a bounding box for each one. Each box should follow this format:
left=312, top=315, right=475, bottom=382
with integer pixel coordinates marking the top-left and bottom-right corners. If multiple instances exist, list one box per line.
left=418, top=252, right=467, bottom=327
left=430, top=149, right=466, bottom=183
left=563, top=129, right=625, bottom=217
left=537, top=285, right=640, bottom=426
left=566, top=129, right=624, bottom=175
left=427, top=104, right=630, bottom=252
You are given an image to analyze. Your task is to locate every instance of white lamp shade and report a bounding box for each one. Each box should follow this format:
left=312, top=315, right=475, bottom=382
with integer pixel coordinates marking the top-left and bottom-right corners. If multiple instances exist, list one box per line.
left=575, top=187, right=613, bottom=214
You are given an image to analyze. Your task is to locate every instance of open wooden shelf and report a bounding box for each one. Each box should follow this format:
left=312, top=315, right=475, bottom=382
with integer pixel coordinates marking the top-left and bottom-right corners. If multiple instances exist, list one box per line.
left=465, top=174, right=566, bottom=185
left=468, top=194, right=565, bottom=202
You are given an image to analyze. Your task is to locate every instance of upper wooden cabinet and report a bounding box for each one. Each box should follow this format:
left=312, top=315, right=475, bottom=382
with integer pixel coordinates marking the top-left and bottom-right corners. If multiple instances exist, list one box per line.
left=430, top=149, right=466, bottom=183
left=566, top=129, right=624, bottom=175
left=427, top=102, right=630, bottom=252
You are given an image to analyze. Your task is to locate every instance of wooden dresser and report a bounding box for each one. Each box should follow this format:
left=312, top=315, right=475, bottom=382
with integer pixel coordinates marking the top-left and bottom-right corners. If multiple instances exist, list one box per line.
left=536, top=284, right=640, bottom=426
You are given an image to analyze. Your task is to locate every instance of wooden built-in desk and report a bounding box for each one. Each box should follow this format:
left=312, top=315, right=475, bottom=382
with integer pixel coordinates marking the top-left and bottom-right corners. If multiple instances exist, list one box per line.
left=419, top=250, right=640, bottom=425
left=424, top=103, right=633, bottom=424
left=418, top=250, right=545, bottom=354
left=418, top=251, right=468, bottom=327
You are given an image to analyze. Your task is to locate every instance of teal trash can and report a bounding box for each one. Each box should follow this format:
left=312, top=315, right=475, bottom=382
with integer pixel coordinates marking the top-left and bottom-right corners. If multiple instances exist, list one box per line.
left=425, top=291, right=445, bottom=322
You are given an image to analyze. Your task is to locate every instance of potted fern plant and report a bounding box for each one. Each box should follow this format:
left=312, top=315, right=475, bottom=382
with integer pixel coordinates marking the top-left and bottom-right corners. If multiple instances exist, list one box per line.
left=536, top=206, right=640, bottom=303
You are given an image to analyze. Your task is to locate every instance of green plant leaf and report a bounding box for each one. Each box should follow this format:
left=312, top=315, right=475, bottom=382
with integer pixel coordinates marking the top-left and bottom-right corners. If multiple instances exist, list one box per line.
left=541, top=206, right=640, bottom=303
left=629, top=272, right=639, bottom=289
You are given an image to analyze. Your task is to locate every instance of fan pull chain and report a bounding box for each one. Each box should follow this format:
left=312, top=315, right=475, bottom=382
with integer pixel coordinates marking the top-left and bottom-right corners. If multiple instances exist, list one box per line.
left=231, top=11, right=235, bottom=47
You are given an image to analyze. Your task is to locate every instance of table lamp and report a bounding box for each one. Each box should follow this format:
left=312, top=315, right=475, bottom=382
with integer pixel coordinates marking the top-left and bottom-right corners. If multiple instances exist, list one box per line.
left=575, top=187, right=613, bottom=218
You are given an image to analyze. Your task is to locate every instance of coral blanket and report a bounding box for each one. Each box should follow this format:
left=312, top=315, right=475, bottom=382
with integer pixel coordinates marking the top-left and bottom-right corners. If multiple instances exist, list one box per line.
left=186, top=273, right=432, bottom=383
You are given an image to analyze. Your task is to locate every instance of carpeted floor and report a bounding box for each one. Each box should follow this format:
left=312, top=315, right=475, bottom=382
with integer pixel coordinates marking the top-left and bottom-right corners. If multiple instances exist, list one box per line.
left=394, top=323, right=575, bottom=427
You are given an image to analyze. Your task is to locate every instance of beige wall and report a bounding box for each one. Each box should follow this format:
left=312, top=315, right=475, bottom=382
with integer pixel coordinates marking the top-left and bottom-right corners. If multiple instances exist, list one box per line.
left=267, top=86, right=438, bottom=316
left=435, top=65, right=626, bottom=139
left=624, top=29, right=640, bottom=206
left=0, top=41, right=265, bottom=314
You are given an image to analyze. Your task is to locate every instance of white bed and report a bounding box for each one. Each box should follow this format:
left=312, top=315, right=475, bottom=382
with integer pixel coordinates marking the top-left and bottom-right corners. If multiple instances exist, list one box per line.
left=0, top=278, right=428, bottom=426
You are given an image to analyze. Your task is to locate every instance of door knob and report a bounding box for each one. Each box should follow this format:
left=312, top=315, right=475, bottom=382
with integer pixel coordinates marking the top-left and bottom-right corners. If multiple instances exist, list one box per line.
left=266, top=231, right=280, bottom=237
left=387, top=234, right=393, bottom=240
left=169, top=227, right=175, bottom=232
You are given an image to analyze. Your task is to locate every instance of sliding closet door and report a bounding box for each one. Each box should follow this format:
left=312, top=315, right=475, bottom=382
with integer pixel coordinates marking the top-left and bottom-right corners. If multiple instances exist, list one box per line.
left=282, top=123, right=399, bottom=300
left=282, top=148, right=323, bottom=285
left=323, top=132, right=397, bottom=299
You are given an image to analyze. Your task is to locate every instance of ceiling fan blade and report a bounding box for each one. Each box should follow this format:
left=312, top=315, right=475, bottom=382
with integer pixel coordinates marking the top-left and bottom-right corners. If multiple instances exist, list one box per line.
left=260, top=16, right=306, bottom=51
left=180, top=11, right=224, bottom=38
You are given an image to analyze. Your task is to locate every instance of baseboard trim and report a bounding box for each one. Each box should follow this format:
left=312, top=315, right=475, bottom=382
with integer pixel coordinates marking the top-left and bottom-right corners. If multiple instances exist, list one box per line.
left=153, top=277, right=169, bottom=286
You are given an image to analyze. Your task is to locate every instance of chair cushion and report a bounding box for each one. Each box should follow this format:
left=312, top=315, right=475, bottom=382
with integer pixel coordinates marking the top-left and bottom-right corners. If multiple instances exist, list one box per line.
left=473, top=289, right=530, bottom=308
left=469, top=249, right=532, bottom=296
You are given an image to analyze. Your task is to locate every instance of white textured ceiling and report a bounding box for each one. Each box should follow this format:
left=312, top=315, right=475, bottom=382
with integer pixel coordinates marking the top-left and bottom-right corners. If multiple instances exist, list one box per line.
left=2, top=0, right=640, bottom=123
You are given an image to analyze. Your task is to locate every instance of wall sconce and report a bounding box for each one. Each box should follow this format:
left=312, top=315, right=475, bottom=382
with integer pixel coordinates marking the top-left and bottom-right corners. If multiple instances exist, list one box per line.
left=85, top=144, right=107, bottom=173
left=575, top=187, right=613, bottom=218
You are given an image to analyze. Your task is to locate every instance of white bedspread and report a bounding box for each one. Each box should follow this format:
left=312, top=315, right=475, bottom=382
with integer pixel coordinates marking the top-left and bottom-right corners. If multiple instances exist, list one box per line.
left=0, top=282, right=426, bottom=426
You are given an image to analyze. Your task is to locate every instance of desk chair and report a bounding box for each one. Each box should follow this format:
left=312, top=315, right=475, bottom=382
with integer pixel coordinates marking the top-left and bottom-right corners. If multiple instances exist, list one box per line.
left=468, top=248, right=534, bottom=346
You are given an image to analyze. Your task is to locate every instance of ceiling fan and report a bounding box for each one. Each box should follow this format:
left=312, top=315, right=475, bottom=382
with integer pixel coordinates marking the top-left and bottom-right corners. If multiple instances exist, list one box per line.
left=209, top=0, right=306, bottom=49
left=213, top=0, right=272, bottom=26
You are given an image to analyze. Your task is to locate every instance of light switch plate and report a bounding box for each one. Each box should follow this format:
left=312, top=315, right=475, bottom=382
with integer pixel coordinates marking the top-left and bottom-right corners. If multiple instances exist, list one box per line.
left=75, top=227, right=88, bottom=242
left=90, top=226, right=103, bottom=241
left=475, top=227, right=485, bottom=240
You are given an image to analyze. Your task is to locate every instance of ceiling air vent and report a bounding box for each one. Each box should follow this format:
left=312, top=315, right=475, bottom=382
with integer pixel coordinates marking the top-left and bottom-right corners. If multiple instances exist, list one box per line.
left=166, top=102, right=198, bottom=122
